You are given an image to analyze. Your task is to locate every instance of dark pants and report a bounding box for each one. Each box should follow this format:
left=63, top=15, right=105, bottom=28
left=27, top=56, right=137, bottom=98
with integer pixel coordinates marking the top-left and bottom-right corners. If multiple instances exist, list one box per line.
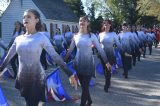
left=121, top=55, right=132, bottom=78
left=148, top=43, right=153, bottom=55
left=98, top=53, right=111, bottom=92
left=77, top=73, right=92, bottom=106
left=10, top=54, right=18, bottom=78
left=23, top=81, right=46, bottom=106
left=25, top=97, right=39, bottom=106
left=136, top=49, right=141, bottom=61
left=132, top=51, right=136, bottom=66
left=104, top=69, right=111, bottom=92
left=143, top=44, right=146, bottom=58
left=154, top=39, right=159, bottom=48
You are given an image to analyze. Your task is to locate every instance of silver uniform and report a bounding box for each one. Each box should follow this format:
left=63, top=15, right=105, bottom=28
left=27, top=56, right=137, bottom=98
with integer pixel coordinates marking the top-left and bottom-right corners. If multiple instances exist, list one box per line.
left=99, top=32, right=121, bottom=64
left=69, top=33, right=108, bottom=76
left=119, top=32, right=132, bottom=54
left=1, top=32, right=72, bottom=101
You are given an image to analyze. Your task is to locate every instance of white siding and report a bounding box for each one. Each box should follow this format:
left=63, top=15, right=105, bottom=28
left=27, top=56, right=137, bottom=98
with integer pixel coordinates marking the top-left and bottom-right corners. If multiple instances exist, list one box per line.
left=2, top=0, right=22, bottom=46
left=1, top=0, right=78, bottom=46
left=1, top=0, right=46, bottom=46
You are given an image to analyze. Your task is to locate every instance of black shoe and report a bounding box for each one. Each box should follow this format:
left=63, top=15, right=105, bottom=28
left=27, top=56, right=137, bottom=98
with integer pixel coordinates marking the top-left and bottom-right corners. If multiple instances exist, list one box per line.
left=104, top=85, right=109, bottom=92
left=125, top=74, right=128, bottom=79
left=133, top=63, right=136, bottom=66
left=123, top=73, right=128, bottom=78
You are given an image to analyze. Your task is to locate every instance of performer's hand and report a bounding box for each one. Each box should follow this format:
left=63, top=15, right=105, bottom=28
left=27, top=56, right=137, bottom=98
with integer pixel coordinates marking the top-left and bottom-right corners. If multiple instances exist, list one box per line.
left=106, top=63, right=112, bottom=71
left=69, top=74, right=78, bottom=90
left=124, top=52, right=132, bottom=57
left=139, top=48, right=143, bottom=54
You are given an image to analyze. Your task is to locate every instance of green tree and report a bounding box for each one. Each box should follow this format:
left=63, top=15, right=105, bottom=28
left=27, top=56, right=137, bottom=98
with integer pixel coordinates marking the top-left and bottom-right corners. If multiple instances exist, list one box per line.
left=106, top=0, right=142, bottom=25
left=93, top=16, right=103, bottom=32
left=140, top=16, right=159, bottom=27
left=138, top=0, right=160, bottom=21
left=64, top=0, right=86, bottom=17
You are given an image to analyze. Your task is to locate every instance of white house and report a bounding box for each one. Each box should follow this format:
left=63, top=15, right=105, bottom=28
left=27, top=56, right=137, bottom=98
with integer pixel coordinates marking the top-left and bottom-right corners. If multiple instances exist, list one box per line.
left=1, top=0, right=79, bottom=46
left=0, top=17, right=1, bottom=37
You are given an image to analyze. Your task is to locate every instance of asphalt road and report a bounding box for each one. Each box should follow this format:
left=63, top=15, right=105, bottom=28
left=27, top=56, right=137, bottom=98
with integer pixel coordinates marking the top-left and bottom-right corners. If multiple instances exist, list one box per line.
left=0, top=45, right=160, bottom=106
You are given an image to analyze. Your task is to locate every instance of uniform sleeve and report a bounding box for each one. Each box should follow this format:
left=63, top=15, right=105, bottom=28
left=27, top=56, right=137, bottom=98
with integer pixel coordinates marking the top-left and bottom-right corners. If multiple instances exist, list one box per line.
left=65, top=37, right=76, bottom=60
left=114, top=33, right=124, bottom=54
left=134, top=33, right=141, bottom=46
left=62, top=36, right=67, bottom=45
left=0, top=40, right=17, bottom=71
left=91, top=34, right=109, bottom=63
left=119, top=34, right=130, bottom=54
left=42, top=35, right=72, bottom=77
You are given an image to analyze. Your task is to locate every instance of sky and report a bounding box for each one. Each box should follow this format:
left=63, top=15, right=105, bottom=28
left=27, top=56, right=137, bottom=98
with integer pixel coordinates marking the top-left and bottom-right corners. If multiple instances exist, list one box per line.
left=81, top=0, right=107, bottom=18
left=0, top=1, right=9, bottom=13
left=0, top=0, right=103, bottom=17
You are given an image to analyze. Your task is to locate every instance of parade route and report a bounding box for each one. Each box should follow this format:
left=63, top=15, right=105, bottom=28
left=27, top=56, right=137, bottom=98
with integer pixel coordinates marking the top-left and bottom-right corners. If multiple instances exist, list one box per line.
left=0, top=45, right=160, bottom=106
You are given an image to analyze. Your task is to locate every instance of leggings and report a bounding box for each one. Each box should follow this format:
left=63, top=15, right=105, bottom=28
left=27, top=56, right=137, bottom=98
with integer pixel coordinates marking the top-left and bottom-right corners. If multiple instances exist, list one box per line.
left=25, top=97, right=39, bottom=106
left=77, top=73, right=92, bottom=106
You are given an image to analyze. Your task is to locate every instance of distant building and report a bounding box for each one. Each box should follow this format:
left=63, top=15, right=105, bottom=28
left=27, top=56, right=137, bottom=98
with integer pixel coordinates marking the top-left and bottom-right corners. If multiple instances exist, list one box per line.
left=0, top=17, right=1, bottom=38
left=1, top=0, right=78, bottom=45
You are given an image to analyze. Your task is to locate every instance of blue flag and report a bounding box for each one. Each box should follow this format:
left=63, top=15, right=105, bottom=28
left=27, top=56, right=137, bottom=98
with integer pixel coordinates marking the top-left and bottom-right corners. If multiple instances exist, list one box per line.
left=60, top=49, right=67, bottom=59
left=89, top=78, right=95, bottom=86
left=46, top=68, right=72, bottom=101
left=67, top=61, right=76, bottom=74
left=0, top=87, right=9, bottom=106
left=114, top=48, right=123, bottom=68
left=96, top=63, right=104, bottom=75
left=0, top=53, right=6, bottom=65
left=111, top=64, right=117, bottom=74
left=67, top=61, right=94, bottom=86
left=1, top=68, right=14, bottom=79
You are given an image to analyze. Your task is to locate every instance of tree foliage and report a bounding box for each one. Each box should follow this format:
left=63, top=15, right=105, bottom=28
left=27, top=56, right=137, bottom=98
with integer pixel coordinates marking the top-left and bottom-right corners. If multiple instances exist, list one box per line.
left=138, top=0, right=160, bottom=21
left=87, top=3, right=103, bottom=33
left=64, top=0, right=86, bottom=17
left=93, top=0, right=160, bottom=27
left=140, top=16, right=159, bottom=27
left=106, top=0, right=141, bottom=25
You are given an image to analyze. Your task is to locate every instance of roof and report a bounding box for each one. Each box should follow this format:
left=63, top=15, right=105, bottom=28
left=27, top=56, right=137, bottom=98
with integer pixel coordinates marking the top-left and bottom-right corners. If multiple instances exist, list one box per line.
left=32, top=0, right=79, bottom=22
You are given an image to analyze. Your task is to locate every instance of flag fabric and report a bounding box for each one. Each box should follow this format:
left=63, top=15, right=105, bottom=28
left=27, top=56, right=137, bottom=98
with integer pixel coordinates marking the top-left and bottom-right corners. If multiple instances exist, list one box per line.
left=67, top=61, right=94, bottom=86
left=0, top=68, right=14, bottom=79
left=111, top=64, right=117, bottom=74
left=67, top=61, right=80, bottom=86
left=60, top=49, right=67, bottom=59
left=96, top=62, right=117, bottom=75
left=46, top=68, right=72, bottom=101
left=114, top=48, right=123, bottom=68
left=96, top=63, right=104, bottom=75
left=67, top=61, right=76, bottom=74
left=0, top=87, right=9, bottom=106
left=0, top=53, right=6, bottom=65
left=89, top=78, right=95, bottom=86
